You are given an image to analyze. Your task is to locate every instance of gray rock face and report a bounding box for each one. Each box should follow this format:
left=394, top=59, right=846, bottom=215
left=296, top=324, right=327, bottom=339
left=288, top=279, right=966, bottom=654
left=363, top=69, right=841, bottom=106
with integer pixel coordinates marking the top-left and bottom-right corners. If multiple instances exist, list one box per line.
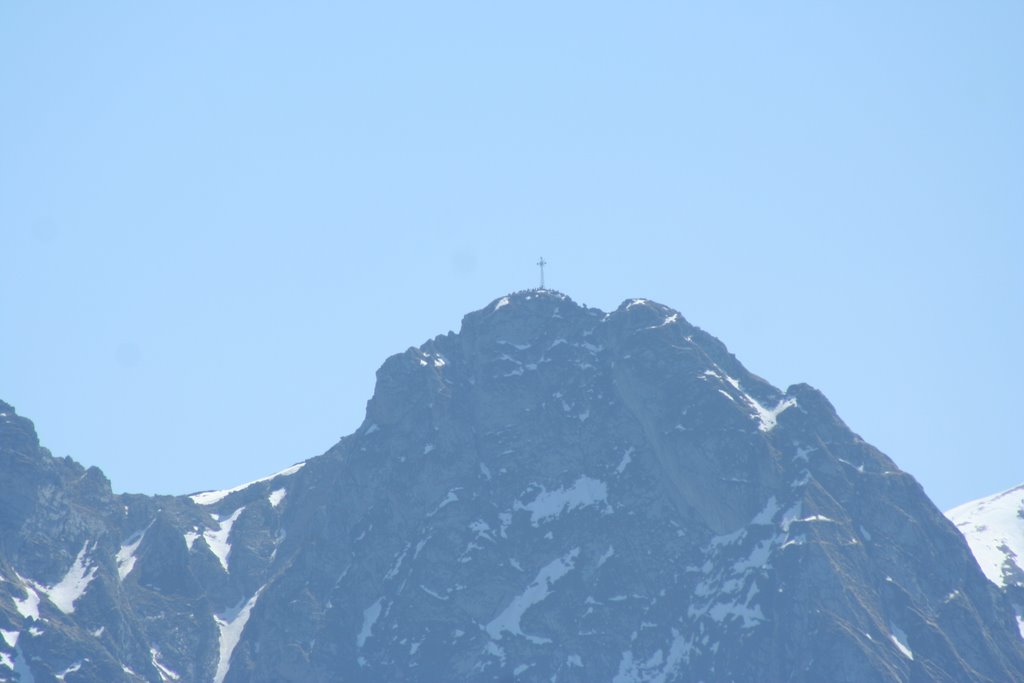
left=1, top=291, right=1023, bottom=682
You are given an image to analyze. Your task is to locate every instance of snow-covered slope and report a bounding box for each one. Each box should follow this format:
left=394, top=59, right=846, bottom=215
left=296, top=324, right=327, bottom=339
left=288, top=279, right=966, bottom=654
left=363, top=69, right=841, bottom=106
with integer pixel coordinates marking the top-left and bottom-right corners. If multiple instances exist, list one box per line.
left=947, top=485, right=1024, bottom=588
left=947, top=484, right=1024, bottom=639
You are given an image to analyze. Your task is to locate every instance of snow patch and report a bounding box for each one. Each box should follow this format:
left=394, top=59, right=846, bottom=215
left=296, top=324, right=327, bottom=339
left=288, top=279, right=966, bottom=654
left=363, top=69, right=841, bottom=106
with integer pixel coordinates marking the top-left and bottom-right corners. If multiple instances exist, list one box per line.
left=13, top=581, right=40, bottom=621
left=719, top=373, right=796, bottom=432
left=204, top=507, right=245, bottom=572
left=486, top=547, right=580, bottom=643
left=428, top=488, right=461, bottom=516
left=946, top=484, right=1024, bottom=588
left=616, top=447, right=635, bottom=474
left=268, top=488, right=287, bottom=508
left=42, top=542, right=98, bottom=614
left=797, top=515, right=836, bottom=523
left=357, top=598, right=384, bottom=648
left=613, top=629, right=693, bottom=683
left=117, top=522, right=153, bottom=580
left=655, top=312, right=679, bottom=328
left=482, top=640, right=506, bottom=666
left=750, top=497, right=781, bottom=526
left=420, top=585, right=448, bottom=601
left=889, top=625, right=913, bottom=660
left=515, top=476, right=610, bottom=526
left=54, top=661, right=82, bottom=681
left=384, top=544, right=410, bottom=581
left=213, top=589, right=263, bottom=683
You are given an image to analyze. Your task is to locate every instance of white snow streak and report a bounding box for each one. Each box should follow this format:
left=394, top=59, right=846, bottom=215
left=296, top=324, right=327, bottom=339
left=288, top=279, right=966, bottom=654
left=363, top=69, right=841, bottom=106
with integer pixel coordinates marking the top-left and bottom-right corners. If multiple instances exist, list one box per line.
left=268, top=488, right=286, bottom=508
left=515, top=477, right=609, bottom=526
left=213, top=589, right=263, bottom=683
left=712, top=371, right=796, bottom=432
left=117, top=522, right=153, bottom=581
left=204, top=507, right=245, bottom=572
left=357, top=598, right=384, bottom=648
left=42, top=542, right=97, bottom=614
left=190, top=463, right=305, bottom=506
left=428, top=489, right=460, bottom=516
left=616, top=447, right=635, bottom=475
left=12, top=581, right=40, bottom=621
left=889, top=625, right=914, bottom=660
left=151, top=647, right=180, bottom=681
left=54, top=661, right=82, bottom=681
left=486, top=547, right=580, bottom=643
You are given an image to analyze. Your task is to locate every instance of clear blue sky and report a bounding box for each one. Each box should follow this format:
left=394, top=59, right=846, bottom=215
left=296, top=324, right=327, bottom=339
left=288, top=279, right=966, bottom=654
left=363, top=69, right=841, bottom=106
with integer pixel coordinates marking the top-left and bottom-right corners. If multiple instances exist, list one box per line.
left=1, top=2, right=1020, bottom=511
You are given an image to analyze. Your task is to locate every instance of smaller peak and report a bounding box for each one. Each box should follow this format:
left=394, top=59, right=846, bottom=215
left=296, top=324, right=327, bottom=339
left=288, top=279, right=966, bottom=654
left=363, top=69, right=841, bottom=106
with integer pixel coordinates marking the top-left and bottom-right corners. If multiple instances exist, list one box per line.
left=615, top=297, right=674, bottom=314
left=609, top=297, right=688, bottom=330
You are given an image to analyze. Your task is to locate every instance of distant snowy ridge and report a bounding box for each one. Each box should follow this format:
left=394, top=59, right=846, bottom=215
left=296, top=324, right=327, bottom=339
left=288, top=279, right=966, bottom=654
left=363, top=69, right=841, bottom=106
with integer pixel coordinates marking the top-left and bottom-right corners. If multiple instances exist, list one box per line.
left=190, top=462, right=305, bottom=506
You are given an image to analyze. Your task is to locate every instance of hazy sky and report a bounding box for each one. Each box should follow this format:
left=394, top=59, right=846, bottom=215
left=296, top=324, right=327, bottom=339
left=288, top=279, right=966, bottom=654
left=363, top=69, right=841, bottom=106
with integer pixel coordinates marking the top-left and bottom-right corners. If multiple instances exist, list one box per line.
left=2, top=2, right=1021, bottom=511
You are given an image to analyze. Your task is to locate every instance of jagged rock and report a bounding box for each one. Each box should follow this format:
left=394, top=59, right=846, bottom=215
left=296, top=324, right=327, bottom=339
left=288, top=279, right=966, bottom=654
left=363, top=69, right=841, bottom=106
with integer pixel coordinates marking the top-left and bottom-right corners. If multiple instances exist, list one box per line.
left=1, top=291, right=1022, bottom=682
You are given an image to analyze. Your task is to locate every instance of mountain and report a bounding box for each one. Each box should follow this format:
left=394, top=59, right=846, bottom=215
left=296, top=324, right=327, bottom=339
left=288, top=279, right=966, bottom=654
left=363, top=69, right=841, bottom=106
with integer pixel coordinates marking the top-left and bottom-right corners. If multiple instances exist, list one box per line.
left=946, top=485, right=1024, bottom=643
left=2, top=289, right=1022, bottom=682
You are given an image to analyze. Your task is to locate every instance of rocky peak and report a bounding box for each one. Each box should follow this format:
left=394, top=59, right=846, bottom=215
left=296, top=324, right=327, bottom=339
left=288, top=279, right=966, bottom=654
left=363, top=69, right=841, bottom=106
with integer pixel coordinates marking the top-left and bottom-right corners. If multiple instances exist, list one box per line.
left=1, top=293, right=1023, bottom=682
left=0, top=400, right=40, bottom=457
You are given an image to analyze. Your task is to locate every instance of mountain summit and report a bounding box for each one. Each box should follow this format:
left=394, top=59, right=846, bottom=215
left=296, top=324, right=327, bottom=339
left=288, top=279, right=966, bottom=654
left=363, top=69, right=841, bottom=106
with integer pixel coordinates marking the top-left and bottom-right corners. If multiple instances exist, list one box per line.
left=2, top=291, right=1022, bottom=682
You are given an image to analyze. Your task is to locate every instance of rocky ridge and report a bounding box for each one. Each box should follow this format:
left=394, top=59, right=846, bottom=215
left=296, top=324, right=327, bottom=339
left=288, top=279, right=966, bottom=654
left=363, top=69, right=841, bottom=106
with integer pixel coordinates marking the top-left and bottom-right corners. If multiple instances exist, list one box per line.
left=1, top=289, right=1022, bottom=682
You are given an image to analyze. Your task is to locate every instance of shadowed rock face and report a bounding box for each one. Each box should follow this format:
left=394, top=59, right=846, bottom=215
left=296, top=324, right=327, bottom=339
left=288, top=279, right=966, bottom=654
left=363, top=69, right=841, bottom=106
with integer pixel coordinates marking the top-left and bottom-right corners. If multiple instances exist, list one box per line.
left=1, top=291, right=1022, bottom=683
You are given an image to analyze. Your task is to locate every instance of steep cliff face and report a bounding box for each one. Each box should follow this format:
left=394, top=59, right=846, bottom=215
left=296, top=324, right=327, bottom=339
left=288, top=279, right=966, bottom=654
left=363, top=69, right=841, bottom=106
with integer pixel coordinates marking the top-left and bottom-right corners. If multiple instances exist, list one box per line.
left=2, top=291, right=1022, bottom=682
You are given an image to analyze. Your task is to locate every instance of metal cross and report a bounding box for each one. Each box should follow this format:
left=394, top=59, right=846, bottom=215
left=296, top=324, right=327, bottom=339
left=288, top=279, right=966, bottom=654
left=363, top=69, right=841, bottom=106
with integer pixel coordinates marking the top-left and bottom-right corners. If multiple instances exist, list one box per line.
left=536, top=257, right=547, bottom=289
